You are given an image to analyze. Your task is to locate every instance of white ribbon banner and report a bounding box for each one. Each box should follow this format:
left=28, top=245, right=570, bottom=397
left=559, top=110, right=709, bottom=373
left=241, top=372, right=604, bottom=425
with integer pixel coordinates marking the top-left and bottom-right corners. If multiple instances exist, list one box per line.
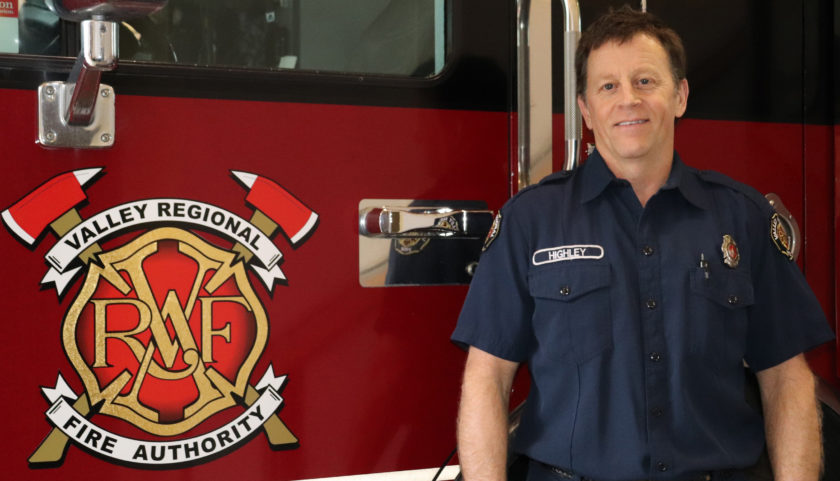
left=44, top=375, right=285, bottom=467
left=42, top=199, right=285, bottom=294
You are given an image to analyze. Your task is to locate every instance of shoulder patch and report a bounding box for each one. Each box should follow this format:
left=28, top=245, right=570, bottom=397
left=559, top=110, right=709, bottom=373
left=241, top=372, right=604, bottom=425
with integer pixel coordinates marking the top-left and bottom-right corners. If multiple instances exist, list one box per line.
left=482, top=212, right=502, bottom=252
left=770, top=213, right=794, bottom=261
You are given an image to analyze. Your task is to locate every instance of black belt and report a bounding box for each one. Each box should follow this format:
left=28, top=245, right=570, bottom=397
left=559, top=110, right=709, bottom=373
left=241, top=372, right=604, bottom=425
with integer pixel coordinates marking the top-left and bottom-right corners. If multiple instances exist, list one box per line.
left=538, top=461, right=731, bottom=481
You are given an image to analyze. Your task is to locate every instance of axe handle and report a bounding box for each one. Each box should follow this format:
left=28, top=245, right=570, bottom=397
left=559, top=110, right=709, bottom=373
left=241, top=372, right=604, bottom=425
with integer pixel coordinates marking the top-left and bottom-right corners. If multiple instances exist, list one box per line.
left=250, top=209, right=279, bottom=238
left=231, top=210, right=279, bottom=263
left=50, top=209, right=83, bottom=237
left=50, top=209, right=101, bottom=265
left=29, top=394, right=91, bottom=466
left=244, top=385, right=298, bottom=448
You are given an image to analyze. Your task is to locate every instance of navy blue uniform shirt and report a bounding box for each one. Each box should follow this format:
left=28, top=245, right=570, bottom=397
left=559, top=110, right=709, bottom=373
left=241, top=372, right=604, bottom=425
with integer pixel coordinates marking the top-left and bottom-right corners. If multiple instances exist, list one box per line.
left=452, top=151, right=835, bottom=480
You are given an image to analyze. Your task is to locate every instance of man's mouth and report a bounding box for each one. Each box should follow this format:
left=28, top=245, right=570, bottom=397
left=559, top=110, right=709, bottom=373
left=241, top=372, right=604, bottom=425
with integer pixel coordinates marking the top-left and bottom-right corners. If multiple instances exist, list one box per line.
left=616, top=119, right=648, bottom=126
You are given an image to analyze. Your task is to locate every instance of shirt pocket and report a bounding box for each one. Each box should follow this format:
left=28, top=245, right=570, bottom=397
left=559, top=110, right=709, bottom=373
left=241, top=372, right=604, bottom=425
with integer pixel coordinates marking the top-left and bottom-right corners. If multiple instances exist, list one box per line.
left=528, top=264, right=613, bottom=364
left=688, top=267, right=755, bottom=367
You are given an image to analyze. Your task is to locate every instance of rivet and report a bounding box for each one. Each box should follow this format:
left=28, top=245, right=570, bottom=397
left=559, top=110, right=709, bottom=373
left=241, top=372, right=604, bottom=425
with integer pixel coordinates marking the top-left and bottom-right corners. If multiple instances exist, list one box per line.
left=100, top=133, right=112, bottom=143
left=45, top=130, right=57, bottom=143
left=465, top=262, right=478, bottom=277
left=101, top=89, right=110, bottom=98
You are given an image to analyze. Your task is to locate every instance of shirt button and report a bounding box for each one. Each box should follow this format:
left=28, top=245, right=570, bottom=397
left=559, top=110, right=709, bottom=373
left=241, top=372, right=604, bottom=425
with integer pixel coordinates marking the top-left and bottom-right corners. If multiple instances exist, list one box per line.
left=649, top=352, right=662, bottom=362
left=646, top=299, right=657, bottom=310
left=728, top=295, right=739, bottom=305
left=651, top=407, right=664, bottom=417
left=642, top=245, right=654, bottom=256
left=657, top=462, right=669, bottom=472
left=559, top=286, right=571, bottom=296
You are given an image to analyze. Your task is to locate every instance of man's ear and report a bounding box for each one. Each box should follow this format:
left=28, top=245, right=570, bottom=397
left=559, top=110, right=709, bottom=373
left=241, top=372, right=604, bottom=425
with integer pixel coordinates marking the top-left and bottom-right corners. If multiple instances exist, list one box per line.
left=675, top=78, right=689, bottom=118
left=577, top=95, right=592, bottom=129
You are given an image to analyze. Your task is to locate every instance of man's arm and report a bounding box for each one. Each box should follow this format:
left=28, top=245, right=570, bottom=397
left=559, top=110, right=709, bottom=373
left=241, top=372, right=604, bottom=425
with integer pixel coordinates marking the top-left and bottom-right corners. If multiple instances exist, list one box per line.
left=457, top=346, right=520, bottom=481
left=755, top=353, right=822, bottom=481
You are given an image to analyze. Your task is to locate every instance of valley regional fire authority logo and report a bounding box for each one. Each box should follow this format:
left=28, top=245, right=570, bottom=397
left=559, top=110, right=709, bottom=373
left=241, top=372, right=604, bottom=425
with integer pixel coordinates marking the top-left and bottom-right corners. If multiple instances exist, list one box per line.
left=1, top=168, right=318, bottom=468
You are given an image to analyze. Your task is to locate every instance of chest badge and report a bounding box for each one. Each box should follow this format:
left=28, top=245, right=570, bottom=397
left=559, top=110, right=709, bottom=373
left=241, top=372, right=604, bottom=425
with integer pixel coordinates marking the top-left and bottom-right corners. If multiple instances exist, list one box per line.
left=721, top=235, right=740, bottom=268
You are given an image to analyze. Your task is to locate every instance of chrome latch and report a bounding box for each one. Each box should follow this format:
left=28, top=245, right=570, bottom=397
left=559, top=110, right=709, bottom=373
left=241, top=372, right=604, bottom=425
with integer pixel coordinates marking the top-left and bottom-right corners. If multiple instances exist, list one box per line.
left=37, top=1, right=167, bottom=149
left=38, top=18, right=117, bottom=149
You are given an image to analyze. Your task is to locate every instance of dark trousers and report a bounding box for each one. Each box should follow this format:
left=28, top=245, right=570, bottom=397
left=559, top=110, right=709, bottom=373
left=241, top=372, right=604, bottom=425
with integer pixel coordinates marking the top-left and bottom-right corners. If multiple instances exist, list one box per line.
left=525, top=459, right=758, bottom=481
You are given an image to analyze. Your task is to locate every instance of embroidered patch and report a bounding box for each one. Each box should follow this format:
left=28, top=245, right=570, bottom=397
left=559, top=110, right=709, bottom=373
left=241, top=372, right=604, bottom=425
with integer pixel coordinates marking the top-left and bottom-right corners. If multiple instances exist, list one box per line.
left=482, top=213, right=501, bottom=252
left=393, top=237, right=430, bottom=255
left=721, top=234, right=740, bottom=268
left=770, top=213, right=794, bottom=261
left=435, top=214, right=459, bottom=231
left=532, top=244, right=604, bottom=265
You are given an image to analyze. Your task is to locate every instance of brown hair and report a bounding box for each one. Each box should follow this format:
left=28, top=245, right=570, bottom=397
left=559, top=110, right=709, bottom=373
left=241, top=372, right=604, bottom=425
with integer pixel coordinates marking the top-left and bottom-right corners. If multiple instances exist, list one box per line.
left=575, top=5, right=686, bottom=96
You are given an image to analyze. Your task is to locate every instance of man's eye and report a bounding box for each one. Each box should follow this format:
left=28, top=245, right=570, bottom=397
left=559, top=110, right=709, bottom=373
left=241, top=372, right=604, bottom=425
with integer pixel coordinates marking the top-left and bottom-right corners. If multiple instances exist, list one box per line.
left=603, top=83, right=615, bottom=91
left=639, top=78, right=651, bottom=86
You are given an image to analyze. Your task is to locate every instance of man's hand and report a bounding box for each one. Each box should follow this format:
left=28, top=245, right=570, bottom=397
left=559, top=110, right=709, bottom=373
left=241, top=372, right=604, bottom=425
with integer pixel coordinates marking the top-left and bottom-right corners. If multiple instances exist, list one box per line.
left=457, top=346, right=520, bottom=481
left=756, top=353, right=822, bottom=481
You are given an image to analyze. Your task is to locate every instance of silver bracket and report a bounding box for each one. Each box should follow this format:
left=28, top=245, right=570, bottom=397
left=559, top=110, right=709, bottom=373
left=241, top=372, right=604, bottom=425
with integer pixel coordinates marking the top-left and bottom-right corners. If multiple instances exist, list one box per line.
left=38, top=81, right=115, bottom=149
left=37, top=18, right=117, bottom=149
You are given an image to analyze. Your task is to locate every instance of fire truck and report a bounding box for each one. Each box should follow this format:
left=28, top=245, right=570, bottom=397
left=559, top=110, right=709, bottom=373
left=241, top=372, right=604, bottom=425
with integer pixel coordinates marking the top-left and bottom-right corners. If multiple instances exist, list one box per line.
left=0, top=1, right=836, bottom=480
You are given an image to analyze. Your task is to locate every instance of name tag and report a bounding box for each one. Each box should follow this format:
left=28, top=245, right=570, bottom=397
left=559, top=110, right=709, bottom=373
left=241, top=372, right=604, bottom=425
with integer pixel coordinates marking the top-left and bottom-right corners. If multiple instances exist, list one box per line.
left=532, top=244, right=604, bottom=265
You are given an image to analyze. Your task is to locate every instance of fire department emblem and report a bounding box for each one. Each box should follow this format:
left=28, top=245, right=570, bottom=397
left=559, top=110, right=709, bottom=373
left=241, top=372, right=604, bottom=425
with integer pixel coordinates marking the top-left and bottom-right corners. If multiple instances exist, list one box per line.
left=770, top=213, right=794, bottom=261
left=721, top=234, right=740, bottom=268
left=2, top=168, right=317, bottom=468
left=391, top=215, right=459, bottom=255
left=393, top=237, right=431, bottom=255
left=482, top=212, right=501, bottom=252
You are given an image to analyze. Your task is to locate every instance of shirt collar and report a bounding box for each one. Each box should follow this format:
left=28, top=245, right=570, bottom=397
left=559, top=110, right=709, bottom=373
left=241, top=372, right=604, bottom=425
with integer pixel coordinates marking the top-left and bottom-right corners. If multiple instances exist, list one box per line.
left=579, top=150, right=710, bottom=210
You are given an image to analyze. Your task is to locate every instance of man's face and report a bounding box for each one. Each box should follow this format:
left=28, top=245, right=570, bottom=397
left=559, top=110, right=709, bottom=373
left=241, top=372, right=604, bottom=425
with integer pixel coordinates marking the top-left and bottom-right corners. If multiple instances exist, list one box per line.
left=578, top=34, right=688, bottom=167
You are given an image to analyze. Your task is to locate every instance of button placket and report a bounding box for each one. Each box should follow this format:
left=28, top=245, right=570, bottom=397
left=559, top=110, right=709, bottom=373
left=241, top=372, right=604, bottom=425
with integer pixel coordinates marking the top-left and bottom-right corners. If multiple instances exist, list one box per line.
left=637, top=226, right=670, bottom=479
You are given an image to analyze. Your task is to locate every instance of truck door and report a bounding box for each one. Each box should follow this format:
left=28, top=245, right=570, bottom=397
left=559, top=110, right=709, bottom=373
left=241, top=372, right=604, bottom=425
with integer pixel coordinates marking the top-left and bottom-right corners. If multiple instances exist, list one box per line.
left=0, top=1, right=514, bottom=480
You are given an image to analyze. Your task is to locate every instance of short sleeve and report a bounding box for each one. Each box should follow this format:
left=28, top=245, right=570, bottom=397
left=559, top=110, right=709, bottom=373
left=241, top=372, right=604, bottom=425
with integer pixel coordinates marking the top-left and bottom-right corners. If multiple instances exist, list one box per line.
left=451, top=204, right=535, bottom=362
left=744, top=208, right=835, bottom=371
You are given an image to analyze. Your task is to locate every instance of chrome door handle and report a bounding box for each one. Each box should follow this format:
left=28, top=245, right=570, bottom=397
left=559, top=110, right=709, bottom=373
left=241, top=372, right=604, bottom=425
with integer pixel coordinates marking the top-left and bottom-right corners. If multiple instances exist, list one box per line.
left=359, top=206, right=494, bottom=239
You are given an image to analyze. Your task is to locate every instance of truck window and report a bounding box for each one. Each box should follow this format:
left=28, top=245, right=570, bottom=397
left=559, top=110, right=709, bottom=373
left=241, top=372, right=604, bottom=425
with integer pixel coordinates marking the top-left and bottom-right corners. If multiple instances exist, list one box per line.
left=5, top=0, right=448, bottom=77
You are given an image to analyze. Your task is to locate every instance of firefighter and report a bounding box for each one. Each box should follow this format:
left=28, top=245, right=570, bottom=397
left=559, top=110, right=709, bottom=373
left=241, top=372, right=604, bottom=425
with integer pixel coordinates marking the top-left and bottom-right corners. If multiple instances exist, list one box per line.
left=452, top=6, right=834, bottom=481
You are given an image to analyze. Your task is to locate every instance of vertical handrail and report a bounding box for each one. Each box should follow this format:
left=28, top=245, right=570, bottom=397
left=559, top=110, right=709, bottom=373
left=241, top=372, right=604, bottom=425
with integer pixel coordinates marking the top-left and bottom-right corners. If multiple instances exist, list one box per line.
left=561, top=1, right=581, bottom=172
left=515, top=0, right=532, bottom=188
left=516, top=0, right=582, bottom=189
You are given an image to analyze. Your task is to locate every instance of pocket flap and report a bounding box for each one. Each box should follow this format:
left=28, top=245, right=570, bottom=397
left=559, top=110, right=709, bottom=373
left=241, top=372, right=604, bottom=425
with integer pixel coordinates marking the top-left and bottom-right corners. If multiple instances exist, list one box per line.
left=529, top=264, right=611, bottom=301
left=690, top=268, right=755, bottom=309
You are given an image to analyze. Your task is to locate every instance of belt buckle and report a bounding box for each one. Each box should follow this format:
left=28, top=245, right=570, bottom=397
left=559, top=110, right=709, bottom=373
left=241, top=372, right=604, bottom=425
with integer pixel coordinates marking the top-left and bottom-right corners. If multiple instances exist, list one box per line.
left=548, top=465, right=575, bottom=479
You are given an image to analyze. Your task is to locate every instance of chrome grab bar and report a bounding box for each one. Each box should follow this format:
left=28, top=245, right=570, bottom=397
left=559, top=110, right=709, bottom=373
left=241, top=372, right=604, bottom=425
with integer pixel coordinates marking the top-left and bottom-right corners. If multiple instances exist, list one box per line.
left=38, top=1, right=167, bottom=148
left=516, top=0, right=582, bottom=188
left=561, top=1, right=582, bottom=171
left=49, top=0, right=167, bottom=125
left=359, top=206, right=494, bottom=239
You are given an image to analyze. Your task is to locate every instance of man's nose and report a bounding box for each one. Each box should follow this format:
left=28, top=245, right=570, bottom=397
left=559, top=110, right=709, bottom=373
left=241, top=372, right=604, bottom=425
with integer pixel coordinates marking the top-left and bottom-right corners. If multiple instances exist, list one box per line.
left=618, top=82, right=641, bottom=106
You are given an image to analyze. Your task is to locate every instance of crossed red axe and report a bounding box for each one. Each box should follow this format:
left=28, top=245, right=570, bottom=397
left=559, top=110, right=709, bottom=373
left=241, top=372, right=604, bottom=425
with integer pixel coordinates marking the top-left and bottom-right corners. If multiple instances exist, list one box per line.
left=1, top=168, right=319, bottom=292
